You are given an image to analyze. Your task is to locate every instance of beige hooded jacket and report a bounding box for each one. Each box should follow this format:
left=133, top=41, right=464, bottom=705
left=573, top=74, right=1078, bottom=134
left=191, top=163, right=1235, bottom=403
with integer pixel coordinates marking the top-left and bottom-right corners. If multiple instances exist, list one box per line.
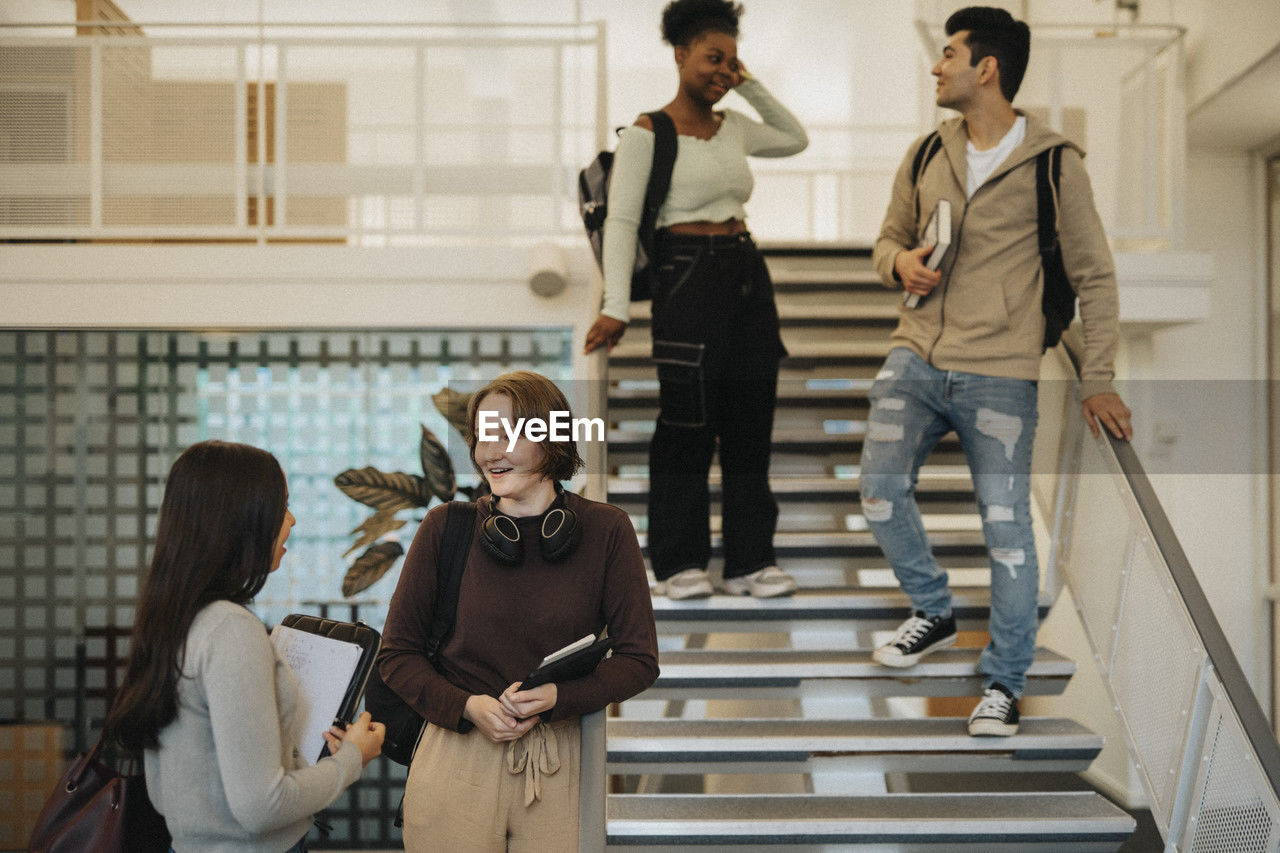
left=872, top=112, right=1119, bottom=399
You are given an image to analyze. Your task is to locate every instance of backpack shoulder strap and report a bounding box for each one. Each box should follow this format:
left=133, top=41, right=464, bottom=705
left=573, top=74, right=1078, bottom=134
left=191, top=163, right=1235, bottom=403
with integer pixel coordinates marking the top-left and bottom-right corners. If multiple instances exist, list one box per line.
left=640, top=110, right=678, bottom=240
left=911, top=130, right=943, bottom=223
left=1035, top=143, right=1064, bottom=254
left=1036, top=144, right=1075, bottom=350
left=424, top=500, right=477, bottom=665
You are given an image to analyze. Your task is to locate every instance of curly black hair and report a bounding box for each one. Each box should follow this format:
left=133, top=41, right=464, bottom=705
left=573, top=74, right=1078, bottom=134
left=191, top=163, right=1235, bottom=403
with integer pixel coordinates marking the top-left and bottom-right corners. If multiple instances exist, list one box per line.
left=660, top=0, right=743, bottom=47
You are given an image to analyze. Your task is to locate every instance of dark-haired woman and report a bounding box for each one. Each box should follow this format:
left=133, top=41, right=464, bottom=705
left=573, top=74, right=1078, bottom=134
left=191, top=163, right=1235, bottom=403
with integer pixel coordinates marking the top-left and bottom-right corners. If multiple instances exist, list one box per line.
left=583, top=0, right=808, bottom=601
left=106, top=441, right=384, bottom=852
left=378, top=370, right=658, bottom=852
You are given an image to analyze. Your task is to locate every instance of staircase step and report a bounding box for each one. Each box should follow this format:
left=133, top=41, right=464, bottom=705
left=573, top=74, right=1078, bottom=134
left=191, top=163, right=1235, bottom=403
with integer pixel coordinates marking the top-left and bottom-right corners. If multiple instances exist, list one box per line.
left=644, top=647, right=1075, bottom=699
left=606, top=717, right=1102, bottom=774
left=758, top=241, right=873, bottom=257
left=649, top=587, right=1052, bottom=633
left=608, top=470, right=974, bottom=497
left=635, top=529, right=987, bottom=557
left=627, top=302, right=900, bottom=327
left=610, top=340, right=891, bottom=367
left=606, top=791, right=1136, bottom=849
left=609, top=425, right=959, bottom=455
left=610, top=381, right=874, bottom=410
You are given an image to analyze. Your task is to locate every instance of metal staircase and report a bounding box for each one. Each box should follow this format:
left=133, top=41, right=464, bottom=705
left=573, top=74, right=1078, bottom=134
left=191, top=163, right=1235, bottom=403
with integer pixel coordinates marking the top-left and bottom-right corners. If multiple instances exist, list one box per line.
left=602, top=245, right=1137, bottom=850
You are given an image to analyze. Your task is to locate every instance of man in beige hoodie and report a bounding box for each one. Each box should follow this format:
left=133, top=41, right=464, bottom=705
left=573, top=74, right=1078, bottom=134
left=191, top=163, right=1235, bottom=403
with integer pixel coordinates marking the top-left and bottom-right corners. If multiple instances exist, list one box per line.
left=862, top=6, right=1133, bottom=737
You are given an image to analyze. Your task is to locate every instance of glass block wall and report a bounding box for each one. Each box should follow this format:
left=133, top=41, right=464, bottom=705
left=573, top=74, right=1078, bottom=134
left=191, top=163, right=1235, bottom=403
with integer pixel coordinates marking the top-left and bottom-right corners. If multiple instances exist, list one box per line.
left=0, top=328, right=574, bottom=847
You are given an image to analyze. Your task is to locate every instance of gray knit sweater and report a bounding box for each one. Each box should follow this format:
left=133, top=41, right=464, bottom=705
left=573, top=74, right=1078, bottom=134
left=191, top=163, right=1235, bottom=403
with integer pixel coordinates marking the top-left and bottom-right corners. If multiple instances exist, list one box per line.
left=144, top=600, right=363, bottom=852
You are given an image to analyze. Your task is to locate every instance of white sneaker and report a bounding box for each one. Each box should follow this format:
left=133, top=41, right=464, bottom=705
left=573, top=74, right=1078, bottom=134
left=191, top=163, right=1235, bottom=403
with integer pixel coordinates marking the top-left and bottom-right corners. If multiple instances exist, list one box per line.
left=658, top=567, right=714, bottom=600
left=721, top=565, right=798, bottom=598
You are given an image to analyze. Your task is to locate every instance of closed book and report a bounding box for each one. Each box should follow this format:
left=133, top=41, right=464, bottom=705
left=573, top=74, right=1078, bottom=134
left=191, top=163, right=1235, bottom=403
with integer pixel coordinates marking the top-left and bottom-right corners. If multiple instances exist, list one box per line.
left=518, top=634, right=613, bottom=691
left=904, top=198, right=952, bottom=308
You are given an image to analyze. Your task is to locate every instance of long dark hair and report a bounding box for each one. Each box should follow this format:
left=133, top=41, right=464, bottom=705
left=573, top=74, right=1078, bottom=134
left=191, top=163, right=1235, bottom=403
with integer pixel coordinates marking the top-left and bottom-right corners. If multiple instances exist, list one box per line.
left=106, top=440, right=287, bottom=751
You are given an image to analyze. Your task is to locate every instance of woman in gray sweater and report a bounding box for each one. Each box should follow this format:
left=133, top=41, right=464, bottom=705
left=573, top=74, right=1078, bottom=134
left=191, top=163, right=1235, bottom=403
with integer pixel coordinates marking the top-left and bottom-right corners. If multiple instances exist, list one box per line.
left=106, top=441, right=384, bottom=852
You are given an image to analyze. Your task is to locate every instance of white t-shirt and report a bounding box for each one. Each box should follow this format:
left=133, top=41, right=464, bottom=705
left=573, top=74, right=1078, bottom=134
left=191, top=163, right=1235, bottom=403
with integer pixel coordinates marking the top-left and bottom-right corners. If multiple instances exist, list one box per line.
left=966, top=115, right=1026, bottom=199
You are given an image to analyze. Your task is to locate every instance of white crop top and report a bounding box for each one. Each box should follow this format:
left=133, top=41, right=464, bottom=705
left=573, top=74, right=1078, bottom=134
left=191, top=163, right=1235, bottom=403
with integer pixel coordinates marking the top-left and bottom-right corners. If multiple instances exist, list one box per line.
left=599, top=79, right=808, bottom=322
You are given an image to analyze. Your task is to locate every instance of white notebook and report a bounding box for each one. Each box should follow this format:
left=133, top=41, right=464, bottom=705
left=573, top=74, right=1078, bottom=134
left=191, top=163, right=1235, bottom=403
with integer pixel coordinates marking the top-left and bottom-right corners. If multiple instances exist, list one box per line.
left=270, top=624, right=363, bottom=765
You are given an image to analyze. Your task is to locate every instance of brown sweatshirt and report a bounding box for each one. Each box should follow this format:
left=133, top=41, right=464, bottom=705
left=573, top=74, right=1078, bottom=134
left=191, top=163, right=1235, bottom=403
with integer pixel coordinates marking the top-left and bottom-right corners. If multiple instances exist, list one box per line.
left=378, top=492, right=659, bottom=732
left=872, top=112, right=1119, bottom=399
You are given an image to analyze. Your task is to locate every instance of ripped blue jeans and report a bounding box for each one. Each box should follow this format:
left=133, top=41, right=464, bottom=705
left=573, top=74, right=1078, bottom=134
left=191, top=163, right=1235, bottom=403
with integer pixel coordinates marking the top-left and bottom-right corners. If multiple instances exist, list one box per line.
left=860, top=347, right=1039, bottom=697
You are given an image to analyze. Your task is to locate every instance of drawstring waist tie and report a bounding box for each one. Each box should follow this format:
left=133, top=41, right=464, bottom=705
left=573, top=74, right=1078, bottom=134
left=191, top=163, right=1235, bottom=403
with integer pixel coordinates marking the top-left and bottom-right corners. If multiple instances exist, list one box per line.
left=504, top=722, right=561, bottom=806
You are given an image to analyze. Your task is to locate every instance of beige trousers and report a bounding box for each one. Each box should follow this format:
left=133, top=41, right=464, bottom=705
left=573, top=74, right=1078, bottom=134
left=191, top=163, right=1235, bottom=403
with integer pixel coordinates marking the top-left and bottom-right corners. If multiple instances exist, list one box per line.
left=402, top=718, right=581, bottom=853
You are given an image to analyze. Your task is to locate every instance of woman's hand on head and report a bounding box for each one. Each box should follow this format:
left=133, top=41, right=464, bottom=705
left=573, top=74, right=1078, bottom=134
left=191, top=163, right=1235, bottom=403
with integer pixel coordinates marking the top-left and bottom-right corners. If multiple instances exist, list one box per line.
left=464, top=694, right=539, bottom=744
left=583, top=314, right=627, bottom=354
left=322, top=710, right=385, bottom=768
left=733, top=60, right=752, bottom=85
left=499, top=682, right=557, bottom=720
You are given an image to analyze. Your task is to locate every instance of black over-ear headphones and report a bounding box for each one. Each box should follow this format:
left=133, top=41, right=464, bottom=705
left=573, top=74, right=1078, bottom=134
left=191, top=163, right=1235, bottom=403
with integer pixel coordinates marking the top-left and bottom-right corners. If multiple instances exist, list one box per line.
left=479, top=491, right=582, bottom=565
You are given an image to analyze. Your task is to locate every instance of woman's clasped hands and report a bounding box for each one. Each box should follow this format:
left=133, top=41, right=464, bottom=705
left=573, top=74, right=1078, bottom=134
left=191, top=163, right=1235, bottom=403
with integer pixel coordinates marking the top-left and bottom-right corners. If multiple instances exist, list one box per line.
left=463, top=683, right=558, bottom=744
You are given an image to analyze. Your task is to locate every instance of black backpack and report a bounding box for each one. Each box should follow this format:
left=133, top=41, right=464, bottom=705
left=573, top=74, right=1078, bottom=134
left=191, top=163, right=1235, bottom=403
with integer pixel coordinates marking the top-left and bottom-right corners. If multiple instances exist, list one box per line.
left=910, top=130, right=1074, bottom=351
left=579, top=110, right=677, bottom=303
left=363, top=501, right=475, bottom=767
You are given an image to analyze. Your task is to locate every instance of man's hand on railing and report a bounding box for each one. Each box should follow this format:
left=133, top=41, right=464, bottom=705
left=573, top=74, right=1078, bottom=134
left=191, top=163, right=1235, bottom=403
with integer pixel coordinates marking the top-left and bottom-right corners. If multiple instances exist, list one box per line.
left=1082, top=392, right=1133, bottom=441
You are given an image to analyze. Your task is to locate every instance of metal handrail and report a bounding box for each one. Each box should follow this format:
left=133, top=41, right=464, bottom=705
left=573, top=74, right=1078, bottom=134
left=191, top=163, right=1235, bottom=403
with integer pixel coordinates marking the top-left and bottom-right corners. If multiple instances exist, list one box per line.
left=1056, top=332, right=1280, bottom=845
left=1108, top=433, right=1280, bottom=799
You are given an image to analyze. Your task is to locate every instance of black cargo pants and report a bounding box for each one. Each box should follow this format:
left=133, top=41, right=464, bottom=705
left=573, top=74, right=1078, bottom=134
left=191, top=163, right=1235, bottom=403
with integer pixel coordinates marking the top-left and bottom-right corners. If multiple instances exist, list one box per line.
left=646, top=230, right=787, bottom=582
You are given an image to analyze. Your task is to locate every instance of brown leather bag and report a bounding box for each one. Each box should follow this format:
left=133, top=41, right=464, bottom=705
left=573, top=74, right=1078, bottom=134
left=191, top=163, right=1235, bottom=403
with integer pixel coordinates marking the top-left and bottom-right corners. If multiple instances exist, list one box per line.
left=27, top=735, right=170, bottom=853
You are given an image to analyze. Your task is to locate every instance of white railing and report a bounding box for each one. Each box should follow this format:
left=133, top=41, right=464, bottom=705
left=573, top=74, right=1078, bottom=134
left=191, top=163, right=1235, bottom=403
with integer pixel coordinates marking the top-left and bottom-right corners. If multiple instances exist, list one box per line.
left=1038, top=336, right=1280, bottom=850
left=0, top=21, right=607, bottom=243
left=1, top=17, right=1188, bottom=248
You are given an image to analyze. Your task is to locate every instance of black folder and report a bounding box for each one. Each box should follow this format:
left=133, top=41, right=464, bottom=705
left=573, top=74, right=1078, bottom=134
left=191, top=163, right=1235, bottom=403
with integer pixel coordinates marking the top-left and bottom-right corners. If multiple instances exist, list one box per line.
left=278, top=614, right=381, bottom=762
left=517, top=635, right=613, bottom=691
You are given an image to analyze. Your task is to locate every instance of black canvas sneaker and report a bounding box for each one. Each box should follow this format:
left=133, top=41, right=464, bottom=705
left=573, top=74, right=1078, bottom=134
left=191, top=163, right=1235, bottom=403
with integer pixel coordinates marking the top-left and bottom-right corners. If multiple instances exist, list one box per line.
left=968, top=683, right=1020, bottom=736
left=872, top=610, right=957, bottom=668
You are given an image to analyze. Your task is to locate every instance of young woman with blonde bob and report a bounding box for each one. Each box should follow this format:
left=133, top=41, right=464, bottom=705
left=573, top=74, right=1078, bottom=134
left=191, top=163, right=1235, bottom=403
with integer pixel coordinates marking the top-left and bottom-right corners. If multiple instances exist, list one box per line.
left=379, top=371, right=658, bottom=852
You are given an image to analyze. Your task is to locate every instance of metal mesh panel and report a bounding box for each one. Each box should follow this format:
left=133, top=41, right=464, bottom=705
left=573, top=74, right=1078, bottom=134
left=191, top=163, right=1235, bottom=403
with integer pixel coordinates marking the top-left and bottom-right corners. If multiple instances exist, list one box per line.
left=1061, top=437, right=1130, bottom=669
left=1186, top=680, right=1280, bottom=852
left=2, top=29, right=599, bottom=240
left=279, top=45, right=388, bottom=230
left=0, top=328, right=571, bottom=847
left=0, top=44, right=90, bottom=227
left=1111, top=536, right=1206, bottom=828
left=101, top=44, right=240, bottom=227
left=0, top=332, right=185, bottom=731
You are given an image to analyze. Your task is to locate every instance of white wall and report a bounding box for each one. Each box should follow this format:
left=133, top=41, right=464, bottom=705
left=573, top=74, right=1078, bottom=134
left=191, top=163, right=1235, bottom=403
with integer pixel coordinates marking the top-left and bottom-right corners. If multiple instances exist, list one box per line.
left=1136, top=0, right=1280, bottom=711
left=1133, top=151, right=1270, bottom=699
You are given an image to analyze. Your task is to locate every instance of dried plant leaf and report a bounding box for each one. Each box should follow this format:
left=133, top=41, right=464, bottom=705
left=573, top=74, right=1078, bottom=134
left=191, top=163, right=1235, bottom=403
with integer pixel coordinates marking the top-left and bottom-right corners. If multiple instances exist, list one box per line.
left=418, top=426, right=457, bottom=503
left=342, top=541, right=405, bottom=598
left=432, top=387, right=473, bottom=440
left=343, top=511, right=407, bottom=557
left=334, top=467, right=432, bottom=512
